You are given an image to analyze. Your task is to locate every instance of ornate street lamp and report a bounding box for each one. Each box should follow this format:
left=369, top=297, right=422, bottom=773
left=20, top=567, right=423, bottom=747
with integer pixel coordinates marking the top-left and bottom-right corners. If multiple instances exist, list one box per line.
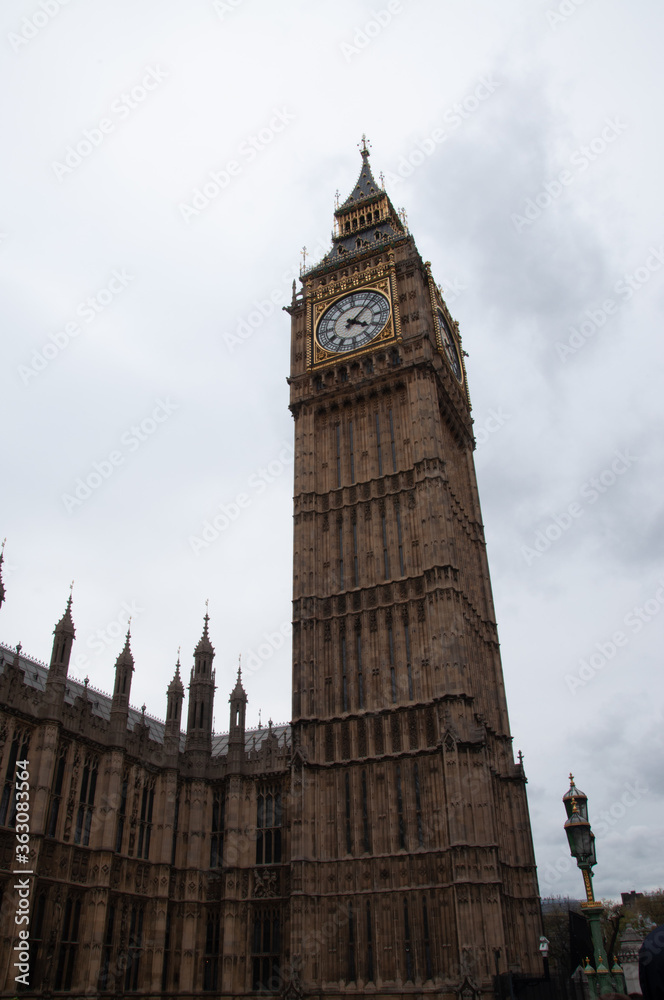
left=563, top=775, right=626, bottom=997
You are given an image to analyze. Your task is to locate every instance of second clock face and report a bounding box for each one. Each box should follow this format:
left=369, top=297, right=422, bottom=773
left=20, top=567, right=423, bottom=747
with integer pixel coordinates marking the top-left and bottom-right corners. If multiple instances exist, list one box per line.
left=316, top=290, right=390, bottom=354
left=437, top=308, right=463, bottom=382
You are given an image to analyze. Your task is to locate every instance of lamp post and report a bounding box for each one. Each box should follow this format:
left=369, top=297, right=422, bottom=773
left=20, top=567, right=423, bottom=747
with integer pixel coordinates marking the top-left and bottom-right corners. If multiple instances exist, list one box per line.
left=563, top=775, right=626, bottom=997
left=539, top=936, right=550, bottom=981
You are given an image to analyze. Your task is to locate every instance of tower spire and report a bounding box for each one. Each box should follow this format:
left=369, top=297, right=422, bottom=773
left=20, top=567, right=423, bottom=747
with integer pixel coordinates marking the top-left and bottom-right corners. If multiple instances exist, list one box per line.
left=186, top=606, right=216, bottom=755
left=43, top=590, right=77, bottom=714
left=310, top=141, right=405, bottom=273
left=110, top=626, right=134, bottom=745
left=165, top=650, right=185, bottom=748
left=228, top=655, right=248, bottom=772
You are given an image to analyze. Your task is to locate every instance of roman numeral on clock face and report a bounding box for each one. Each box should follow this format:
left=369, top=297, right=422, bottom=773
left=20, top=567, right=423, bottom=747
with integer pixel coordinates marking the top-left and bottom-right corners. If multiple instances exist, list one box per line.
left=316, top=289, right=391, bottom=355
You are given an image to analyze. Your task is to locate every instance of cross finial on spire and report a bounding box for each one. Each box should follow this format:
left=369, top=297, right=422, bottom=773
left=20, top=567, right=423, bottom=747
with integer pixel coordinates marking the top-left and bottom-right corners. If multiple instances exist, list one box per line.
left=569, top=772, right=575, bottom=785
left=238, top=653, right=242, bottom=680
left=334, top=189, right=340, bottom=209
left=359, top=133, right=371, bottom=157
left=258, top=708, right=262, bottom=728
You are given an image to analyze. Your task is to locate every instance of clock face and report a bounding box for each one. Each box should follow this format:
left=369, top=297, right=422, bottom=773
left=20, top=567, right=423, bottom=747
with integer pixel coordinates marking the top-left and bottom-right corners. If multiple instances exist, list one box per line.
left=316, top=289, right=391, bottom=354
left=437, top=308, right=463, bottom=382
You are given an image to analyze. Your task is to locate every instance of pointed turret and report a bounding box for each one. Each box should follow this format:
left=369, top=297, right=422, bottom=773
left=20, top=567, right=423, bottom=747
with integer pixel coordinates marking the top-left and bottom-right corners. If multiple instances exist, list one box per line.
left=228, top=661, right=248, bottom=772
left=165, top=654, right=185, bottom=747
left=43, top=590, right=76, bottom=718
left=311, top=137, right=406, bottom=274
left=186, top=609, right=216, bottom=755
left=110, top=628, right=134, bottom=744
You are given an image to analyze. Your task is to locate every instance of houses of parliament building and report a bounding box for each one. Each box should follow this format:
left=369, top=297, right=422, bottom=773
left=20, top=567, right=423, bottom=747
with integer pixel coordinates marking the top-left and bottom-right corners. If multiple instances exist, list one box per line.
left=0, top=146, right=543, bottom=998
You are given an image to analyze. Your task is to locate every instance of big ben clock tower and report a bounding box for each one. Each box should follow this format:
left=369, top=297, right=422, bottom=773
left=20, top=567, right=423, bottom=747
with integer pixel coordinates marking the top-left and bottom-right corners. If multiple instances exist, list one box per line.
left=286, top=141, right=542, bottom=995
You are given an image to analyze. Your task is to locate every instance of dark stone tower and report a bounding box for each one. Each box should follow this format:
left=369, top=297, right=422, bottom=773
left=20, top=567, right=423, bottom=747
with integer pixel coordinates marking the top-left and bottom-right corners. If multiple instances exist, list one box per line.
left=185, top=611, right=216, bottom=754
left=109, top=629, right=134, bottom=744
left=165, top=656, right=185, bottom=748
left=228, top=665, right=247, bottom=772
left=286, top=142, right=542, bottom=992
left=43, top=592, right=76, bottom=718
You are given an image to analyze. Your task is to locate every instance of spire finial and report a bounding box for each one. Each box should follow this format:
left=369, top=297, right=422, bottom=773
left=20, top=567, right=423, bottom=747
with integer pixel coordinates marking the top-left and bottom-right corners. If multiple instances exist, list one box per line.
left=238, top=653, right=242, bottom=681
left=258, top=708, right=262, bottom=729
left=177, top=645, right=181, bottom=666
left=359, top=133, right=371, bottom=157
left=569, top=772, right=575, bottom=786
left=335, top=188, right=340, bottom=210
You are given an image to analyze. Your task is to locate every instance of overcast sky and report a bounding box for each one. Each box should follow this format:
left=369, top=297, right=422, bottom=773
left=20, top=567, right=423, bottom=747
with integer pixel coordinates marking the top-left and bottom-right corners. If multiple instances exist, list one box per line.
left=1, top=0, right=662, bottom=901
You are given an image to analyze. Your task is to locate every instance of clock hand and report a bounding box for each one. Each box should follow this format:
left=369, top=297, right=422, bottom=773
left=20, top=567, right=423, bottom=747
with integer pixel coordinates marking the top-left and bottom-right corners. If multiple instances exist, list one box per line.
left=346, top=317, right=369, bottom=328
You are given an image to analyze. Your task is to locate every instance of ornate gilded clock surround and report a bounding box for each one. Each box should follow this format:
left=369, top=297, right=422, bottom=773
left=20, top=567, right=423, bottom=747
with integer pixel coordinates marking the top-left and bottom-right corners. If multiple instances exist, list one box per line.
left=306, top=252, right=402, bottom=368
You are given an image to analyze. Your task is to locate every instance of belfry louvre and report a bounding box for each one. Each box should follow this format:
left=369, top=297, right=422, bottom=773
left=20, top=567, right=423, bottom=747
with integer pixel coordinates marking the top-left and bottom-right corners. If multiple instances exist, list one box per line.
left=0, top=147, right=542, bottom=998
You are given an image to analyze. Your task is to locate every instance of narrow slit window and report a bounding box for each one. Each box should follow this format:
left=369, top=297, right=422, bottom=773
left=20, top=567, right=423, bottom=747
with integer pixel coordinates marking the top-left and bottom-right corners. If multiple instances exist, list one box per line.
left=336, top=424, right=341, bottom=487
left=356, top=634, right=364, bottom=709
left=352, top=522, right=359, bottom=587
left=396, top=763, right=405, bottom=849
left=389, top=408, right=397, bottom=471
left=404, top=625, right=413, bottom=700
left=388, top=626, right=397, bottom=703
left=375, top=413, right=383, bottom=476
left=349, top=420, right=355, bottom=483
left=396, top=508, right=405, bottom=576
left=341, top=635, right=348, bottom=712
